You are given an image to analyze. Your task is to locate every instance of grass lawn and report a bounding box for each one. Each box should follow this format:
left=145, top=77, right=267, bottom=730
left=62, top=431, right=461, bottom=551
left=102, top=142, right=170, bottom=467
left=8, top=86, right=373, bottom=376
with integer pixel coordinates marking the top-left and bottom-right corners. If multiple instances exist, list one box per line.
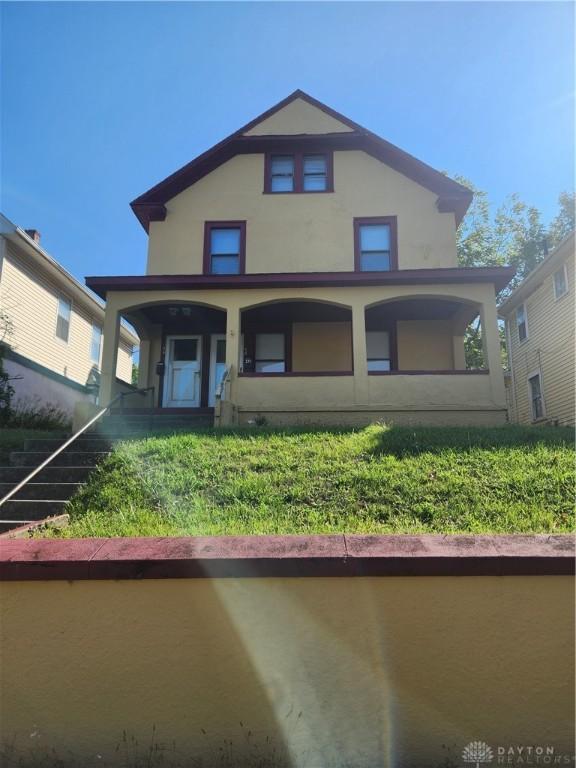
left=46, top=424, right=574, bottom=537
left=0, top=428, right=63, bottom=465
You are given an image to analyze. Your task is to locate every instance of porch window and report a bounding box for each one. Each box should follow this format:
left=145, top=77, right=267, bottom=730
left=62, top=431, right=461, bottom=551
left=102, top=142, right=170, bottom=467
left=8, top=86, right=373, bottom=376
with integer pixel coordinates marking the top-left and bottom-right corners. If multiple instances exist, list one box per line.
left=90, top=323, right=102, bottom=363
left=254, top=333, right=285, bottom=373
left=528, top=372, right=544, bottom=420
left=204, top=222, right=246, bottom=275
left=553, top=265, right=568, bottom=299
left=516, top=303, right=528, bottom=342
left=366, top=331, right=391, bottom=371
left=354, top=217, right=398, bottom=271
left=56, top=296, right=71, bottom=342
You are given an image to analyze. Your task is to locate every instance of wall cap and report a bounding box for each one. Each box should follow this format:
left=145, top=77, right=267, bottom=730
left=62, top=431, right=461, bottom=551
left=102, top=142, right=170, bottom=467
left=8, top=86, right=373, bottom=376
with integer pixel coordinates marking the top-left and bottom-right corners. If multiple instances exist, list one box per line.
left=0, top=534, right=573, bottom=580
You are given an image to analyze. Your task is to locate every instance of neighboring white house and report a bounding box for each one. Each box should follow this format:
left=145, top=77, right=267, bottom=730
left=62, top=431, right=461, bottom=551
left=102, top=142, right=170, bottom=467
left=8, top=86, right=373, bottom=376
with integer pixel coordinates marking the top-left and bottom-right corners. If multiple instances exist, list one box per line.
left=0, top=213, right=138, bottom=418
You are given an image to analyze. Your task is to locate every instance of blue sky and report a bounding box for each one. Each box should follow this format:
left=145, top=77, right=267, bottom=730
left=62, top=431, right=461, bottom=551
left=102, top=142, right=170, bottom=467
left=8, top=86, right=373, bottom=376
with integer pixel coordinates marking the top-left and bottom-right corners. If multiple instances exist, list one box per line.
left=1, top=1, right=574, bottom=282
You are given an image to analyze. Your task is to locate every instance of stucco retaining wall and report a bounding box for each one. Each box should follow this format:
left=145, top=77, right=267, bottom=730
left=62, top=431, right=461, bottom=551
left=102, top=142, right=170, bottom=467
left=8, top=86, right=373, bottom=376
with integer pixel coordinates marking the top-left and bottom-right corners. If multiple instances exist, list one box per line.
left=0, top=535, right=573, bottom=767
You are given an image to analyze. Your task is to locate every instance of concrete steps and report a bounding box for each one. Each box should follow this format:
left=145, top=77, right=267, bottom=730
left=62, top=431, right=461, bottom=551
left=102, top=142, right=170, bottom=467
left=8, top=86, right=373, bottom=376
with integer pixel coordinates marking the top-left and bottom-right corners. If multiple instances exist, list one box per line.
left=0, top=410, right=214, bottom=535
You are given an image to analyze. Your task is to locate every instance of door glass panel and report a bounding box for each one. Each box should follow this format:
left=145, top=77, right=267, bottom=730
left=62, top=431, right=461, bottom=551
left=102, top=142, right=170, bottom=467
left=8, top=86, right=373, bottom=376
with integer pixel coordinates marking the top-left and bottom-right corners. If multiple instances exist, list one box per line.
left=172, top=339, right=198, bottom=361
left=216, top=339, right=226, bottom=363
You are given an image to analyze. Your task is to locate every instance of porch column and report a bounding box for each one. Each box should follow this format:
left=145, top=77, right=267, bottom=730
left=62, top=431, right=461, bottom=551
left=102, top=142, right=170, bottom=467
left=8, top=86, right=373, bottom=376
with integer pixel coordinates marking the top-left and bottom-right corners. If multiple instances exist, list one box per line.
left=100, top=299, right=121, bottom=406
left=225, top=305, right=241, bottom=402
left=137, top=339, right=151, bottom=389
left=480, top=297, right=506, bottom=406
left=351, top=302, right=369, bottom=405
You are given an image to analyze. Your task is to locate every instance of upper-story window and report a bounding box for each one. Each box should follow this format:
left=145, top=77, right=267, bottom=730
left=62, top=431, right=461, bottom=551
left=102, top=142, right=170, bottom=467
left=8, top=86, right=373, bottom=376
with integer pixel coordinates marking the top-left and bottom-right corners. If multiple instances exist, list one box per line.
left=56, top=296, right=71, bottom=342
left=265, top=152, right=333, bottom=193
left=203, top=221, right=246, bottom=275
left=91, top=323, right=102, bottom=364
left=553, top=264, right=568, bottom=299
left=516, top=303, right=528, bottom=342
left=354, top=217, right=398, bottom=272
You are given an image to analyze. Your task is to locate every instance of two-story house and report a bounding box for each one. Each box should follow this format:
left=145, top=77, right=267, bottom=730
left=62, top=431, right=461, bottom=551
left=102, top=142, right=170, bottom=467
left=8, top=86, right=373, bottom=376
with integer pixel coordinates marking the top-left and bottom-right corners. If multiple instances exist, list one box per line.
left=87, top=90, right=514, bottom=427
left=0, top=213, right=138, bottom=418
left=499, top=231, right=575, bottom=426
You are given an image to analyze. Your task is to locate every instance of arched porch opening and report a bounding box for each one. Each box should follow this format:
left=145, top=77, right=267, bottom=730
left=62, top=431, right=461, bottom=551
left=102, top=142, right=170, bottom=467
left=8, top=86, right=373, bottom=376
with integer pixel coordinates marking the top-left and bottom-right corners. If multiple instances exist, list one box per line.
left=240, top=300, right=353, bottom=375
left=364, top=296, right=484, bottom=373
left=120, top=301, right=227, bottom=409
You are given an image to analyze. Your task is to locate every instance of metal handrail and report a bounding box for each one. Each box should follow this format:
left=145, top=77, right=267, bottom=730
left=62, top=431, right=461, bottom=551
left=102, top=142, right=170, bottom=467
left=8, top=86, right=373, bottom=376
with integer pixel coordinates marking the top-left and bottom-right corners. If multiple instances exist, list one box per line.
left=215, top=366, right=231, bottom=401
left=0, top=386, right=155, bottom=509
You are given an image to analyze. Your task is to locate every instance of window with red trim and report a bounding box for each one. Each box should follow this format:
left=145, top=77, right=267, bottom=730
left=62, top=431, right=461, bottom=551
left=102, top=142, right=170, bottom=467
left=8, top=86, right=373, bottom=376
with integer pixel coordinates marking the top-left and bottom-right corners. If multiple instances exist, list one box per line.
left=203, top=221, right=246, bottom=275
left=354, top=217, right=398, bottom=271
left=265, top=152, right=333, bottom=193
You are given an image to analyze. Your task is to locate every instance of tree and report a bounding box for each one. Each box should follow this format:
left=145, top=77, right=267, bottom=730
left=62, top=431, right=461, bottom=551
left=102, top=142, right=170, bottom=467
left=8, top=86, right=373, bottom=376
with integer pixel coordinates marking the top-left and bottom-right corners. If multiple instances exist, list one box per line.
left=455, top=183, right=575, bottom=366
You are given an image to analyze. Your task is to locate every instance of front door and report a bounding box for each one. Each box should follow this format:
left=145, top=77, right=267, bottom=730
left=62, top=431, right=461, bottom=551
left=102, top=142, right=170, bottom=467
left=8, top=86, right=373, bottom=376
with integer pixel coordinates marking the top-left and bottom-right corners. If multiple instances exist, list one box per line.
left=163, top=336, right=202, bottom=408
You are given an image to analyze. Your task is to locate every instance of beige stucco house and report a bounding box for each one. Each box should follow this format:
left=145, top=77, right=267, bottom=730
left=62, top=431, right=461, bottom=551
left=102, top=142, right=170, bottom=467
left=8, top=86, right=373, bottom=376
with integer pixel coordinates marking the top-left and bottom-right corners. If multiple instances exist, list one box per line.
left=499, top=231, right=575, bottom=426
left=88, top=90, right=514, bottom=427
left=0, top=214, right=137, bottom=418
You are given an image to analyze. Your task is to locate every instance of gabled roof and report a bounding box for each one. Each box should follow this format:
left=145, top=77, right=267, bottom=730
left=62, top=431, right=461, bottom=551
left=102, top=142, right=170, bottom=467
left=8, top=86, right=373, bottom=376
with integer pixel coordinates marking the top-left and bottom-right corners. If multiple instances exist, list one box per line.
left=131, top=89, right=473, bottom=232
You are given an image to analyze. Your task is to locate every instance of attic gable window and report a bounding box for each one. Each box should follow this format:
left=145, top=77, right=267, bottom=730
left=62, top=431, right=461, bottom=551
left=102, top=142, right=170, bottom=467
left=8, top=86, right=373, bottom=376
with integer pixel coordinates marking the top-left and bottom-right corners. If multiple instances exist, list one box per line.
left=203, top=221, right=246, bottom=275
left=354, top=217, right=398, bottom=272
left=265, top=151, right=333, bottom=194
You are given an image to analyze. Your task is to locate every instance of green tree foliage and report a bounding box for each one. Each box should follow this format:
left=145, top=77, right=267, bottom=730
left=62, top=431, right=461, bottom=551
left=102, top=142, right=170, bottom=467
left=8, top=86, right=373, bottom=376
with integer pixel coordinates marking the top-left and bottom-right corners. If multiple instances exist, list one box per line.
left=455, top=182, right=575, bottom=367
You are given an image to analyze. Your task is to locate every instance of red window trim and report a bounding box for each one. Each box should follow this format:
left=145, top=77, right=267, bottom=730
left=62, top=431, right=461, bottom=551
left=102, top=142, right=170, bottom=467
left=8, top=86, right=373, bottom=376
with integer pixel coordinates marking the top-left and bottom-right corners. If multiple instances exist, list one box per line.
left=354, top=216, right=399, bottom=272
left=264, top=151, right=334, bottom=194
left=203, top=221, right=246, bottom=275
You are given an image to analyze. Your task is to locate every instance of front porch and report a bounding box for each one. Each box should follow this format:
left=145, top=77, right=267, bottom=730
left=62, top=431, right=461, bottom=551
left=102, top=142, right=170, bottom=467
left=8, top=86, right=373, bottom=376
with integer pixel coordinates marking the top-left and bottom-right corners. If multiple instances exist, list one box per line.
left=98, top=282, right=508, bottom=427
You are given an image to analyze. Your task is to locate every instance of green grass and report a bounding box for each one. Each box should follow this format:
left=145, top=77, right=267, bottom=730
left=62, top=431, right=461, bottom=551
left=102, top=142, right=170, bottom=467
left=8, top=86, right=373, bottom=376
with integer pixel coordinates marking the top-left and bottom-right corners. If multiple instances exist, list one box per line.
left=44, top=424, right=575, bottom=538
left=0, top=428, right=63, bottom=465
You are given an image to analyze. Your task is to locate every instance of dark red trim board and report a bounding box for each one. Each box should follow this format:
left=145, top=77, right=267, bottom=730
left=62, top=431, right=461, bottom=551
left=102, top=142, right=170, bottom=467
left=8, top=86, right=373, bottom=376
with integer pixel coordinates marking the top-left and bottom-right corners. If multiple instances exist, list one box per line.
left=0, top=535, right=572, bottom=580
left=86, top=265, right=516, bottom=300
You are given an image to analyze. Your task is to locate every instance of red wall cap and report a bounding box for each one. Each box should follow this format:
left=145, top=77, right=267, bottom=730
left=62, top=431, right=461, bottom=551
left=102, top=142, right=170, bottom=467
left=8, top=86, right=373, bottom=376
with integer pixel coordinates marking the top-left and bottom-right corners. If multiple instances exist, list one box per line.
left=0, top=535, right=573, bottom=580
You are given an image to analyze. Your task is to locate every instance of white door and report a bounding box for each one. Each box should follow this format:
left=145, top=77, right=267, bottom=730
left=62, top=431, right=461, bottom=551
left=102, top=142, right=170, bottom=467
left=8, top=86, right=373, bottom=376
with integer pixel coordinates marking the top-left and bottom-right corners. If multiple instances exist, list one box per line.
left=163, top=336, right=202, bottom=408
left=208, top=334, right=226, bottom=406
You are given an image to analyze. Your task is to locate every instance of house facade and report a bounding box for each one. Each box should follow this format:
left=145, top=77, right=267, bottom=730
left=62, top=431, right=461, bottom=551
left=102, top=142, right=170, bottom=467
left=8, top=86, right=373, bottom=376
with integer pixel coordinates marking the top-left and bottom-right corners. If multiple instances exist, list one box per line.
left=87, top=91, right=513, bottom=427
left=0, top=214, right=137, bottom=418
left=499, top=231, right=575, bottom=426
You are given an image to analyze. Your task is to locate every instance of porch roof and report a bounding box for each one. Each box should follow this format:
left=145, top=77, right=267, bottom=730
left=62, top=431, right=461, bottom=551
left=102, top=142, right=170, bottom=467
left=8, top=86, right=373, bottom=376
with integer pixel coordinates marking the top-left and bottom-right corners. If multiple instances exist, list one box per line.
left=86, top=266, right=516, bottom=300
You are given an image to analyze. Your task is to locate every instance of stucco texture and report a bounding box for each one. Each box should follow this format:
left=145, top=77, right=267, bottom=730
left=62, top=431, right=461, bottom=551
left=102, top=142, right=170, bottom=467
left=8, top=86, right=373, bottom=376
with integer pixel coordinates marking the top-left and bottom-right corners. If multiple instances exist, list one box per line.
left=0, top=576, right=573, bottom=767
left=146, top=150, right=458, bottom=275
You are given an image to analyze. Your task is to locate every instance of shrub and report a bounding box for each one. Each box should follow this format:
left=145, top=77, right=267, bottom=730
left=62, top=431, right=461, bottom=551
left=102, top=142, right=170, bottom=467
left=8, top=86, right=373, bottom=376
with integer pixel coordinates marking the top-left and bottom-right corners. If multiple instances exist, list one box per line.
left=6, top=397, right=71, bottom=431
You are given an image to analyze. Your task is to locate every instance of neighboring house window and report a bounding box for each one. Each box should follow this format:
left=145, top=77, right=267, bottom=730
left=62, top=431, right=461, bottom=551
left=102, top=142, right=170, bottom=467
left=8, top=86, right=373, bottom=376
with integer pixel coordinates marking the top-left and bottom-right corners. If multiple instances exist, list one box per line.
left=366, top=331, right=391, bottom=371
left=553, top=265, right=568, bottom=299
left=56, top=296, right=71, bottom=341
left=254, top=333, right=285, bottom=373
left=265, top=152, right=332, bottom=193
left=91, top=324, right=102, bottom=364
left=204, top=222, right=246, bottom=275
left=528, top=372, right=545, bottom=420
left=354, top=217, right=398, bottom=271
left=516, top=303, right=528, bottom=342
